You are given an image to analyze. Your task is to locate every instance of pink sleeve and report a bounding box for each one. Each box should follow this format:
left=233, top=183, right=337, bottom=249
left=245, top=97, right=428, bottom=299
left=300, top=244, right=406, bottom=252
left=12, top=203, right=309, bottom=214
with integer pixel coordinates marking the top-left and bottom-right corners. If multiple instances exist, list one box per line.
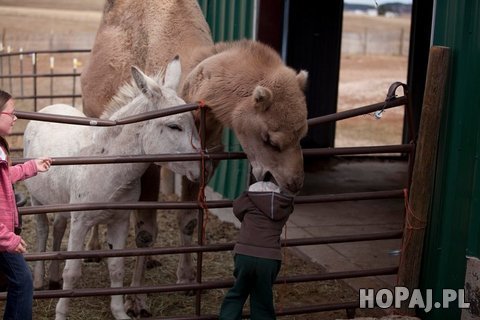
left=9, top=159, right=38, bottom=183
left=0, top=223, right=21, bottom=252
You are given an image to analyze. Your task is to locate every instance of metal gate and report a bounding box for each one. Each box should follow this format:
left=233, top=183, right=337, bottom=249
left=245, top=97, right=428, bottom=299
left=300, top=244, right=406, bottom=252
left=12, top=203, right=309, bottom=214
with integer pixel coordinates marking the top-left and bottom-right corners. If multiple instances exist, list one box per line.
left=0, top=49, right=412, bottom=319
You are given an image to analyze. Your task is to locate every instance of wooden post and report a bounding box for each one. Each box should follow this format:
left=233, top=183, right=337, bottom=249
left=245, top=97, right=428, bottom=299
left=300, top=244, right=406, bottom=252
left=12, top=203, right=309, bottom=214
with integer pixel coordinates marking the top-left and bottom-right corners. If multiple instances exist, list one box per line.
left=397, top=46, right=451, bottom=312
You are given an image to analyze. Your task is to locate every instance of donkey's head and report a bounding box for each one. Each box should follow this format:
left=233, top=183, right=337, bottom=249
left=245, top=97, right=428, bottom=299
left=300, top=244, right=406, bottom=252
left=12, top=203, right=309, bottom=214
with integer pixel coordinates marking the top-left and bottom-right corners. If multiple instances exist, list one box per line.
left=130, top=57, right=201, bottom=182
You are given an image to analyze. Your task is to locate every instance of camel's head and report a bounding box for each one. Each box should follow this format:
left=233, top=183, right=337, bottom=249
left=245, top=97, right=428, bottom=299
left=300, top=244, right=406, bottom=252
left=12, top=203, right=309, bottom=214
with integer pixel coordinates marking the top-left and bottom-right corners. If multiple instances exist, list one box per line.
left=232, top=68, right=309, bottom=195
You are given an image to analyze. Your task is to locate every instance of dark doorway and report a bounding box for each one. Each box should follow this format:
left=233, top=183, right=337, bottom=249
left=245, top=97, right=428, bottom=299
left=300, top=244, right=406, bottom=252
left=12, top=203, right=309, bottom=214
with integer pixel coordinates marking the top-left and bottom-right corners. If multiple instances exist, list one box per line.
left=257, top=0, right=343, bottom=148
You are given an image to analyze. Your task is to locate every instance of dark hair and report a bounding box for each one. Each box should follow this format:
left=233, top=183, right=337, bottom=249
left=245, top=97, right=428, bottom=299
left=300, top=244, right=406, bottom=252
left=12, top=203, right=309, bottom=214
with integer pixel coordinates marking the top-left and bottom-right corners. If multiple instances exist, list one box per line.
left=0, top=89, right=13, bottom=154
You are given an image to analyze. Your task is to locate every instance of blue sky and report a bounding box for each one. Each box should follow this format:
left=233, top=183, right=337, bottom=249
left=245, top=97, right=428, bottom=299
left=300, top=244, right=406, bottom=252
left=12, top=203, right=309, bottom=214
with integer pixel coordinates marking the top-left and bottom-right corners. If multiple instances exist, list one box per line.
left=345, top=0, right=412, bottom=5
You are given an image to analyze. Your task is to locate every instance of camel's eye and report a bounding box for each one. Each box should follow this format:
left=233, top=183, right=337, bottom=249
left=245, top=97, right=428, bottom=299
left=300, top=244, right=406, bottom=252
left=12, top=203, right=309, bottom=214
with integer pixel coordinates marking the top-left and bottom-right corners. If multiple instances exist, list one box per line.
left=262, top=133, right=281, bottom=152
left=269, top=142, right=281, bottom=152
left=167, top=123, right=183, bottom=131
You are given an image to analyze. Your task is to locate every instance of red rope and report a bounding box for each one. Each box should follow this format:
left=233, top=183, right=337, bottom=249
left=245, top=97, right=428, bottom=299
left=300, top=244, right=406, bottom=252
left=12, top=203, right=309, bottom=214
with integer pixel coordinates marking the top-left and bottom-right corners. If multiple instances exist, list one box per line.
left=396, top=188, right=427, bottom=285
left=193, top=100, right=209, bottom=244
left=378, top=188, right=428, bottom=315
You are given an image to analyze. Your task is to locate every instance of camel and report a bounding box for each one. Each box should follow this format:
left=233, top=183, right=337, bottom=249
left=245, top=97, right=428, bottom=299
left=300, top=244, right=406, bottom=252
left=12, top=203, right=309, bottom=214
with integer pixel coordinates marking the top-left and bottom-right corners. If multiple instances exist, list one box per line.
left=80, top=0, right=309, bottom=317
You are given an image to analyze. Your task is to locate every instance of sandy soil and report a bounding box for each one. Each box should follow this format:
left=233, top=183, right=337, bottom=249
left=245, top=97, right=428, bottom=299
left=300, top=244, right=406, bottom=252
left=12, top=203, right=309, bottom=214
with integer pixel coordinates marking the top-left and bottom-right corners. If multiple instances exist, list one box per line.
left=0, top=0, right=103, bottom=11
left=336, top=55, right=408, bottom=147
left=0, top=6, right=101, bottom=34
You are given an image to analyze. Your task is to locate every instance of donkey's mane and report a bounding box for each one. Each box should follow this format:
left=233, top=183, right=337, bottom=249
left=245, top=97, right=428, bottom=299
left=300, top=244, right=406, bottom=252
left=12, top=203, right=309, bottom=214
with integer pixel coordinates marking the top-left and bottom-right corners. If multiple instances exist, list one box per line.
left=100, top=69, right=166, bottom=119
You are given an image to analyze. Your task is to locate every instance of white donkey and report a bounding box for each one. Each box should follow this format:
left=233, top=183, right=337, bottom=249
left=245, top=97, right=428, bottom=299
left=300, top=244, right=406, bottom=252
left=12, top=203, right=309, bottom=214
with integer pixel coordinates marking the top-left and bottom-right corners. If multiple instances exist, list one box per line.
left=24, top=57, right=201, bottom=320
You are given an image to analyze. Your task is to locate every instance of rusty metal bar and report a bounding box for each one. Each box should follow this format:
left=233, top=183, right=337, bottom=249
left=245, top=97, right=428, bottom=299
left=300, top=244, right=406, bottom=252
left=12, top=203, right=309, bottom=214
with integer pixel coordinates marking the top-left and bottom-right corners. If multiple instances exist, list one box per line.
left=15, top=103, right=200, bottom=126
left=7, top=46, right=12, bottom=92
left=72, top=58, right=77, bottom=107
left=32, top=53, right=38, bottom=111
left=142, top=301, right=361, bottom=319
left=278, top=266, right=398, bottom=284
left=0, top=266, right=396, bottom=300
left=13, top=94, right=82, bottom=100
left=18, top=189, right=405, bottom=215
left=0, top=72, right=81, bottom=79
left=307, top=96, right=407, bottom=126
left=14, top=97, right=406, bottom=128
left=136, top=301, right=361, bottom=319
left=49, top=56, right=54, bottom=104
left=0, top=49, right=91, bottom=57
left=275, top=301, right=360, bottom=317
left=24, top=230, right=402, bottom=261
left=302, top=144, right=413, bottom=156
left=14, top=153, right=221, bottom=165
left=295, top=189, right=405, bottom=204
left=0, top=44, right=3, bottom=87
left=12, top=144, right=413, bottom=166
left=19, top=49, right=24, bottom=95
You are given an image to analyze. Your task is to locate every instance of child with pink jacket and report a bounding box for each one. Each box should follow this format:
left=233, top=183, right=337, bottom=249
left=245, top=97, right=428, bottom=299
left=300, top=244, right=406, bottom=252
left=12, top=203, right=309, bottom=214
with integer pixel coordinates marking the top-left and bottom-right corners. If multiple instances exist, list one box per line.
left=0, top=89, right=52, bottom=319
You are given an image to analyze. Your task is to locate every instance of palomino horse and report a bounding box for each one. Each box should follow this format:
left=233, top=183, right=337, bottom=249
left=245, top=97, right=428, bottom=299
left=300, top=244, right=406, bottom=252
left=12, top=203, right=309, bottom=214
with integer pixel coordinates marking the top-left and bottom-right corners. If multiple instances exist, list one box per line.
left=81, top=0, right=309, bottom=317
left=24, top=58, right=201, bottom=320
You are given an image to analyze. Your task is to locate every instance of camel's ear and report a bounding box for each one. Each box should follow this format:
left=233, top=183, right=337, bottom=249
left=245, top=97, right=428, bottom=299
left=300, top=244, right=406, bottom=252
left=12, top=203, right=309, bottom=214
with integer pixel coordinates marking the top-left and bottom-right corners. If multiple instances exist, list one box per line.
left=131, top=66, right=158, bottom=98
left=253, top=86, right=273, bottom=112
left=164, top=55, right=181, bottom=91
left=296, top=70, right=308, bottom=92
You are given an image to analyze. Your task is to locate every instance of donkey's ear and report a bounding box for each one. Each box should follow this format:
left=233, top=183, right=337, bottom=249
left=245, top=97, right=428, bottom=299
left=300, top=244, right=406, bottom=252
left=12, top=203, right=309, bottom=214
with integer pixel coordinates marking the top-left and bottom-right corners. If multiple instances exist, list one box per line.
left=164, top=55, right=182, bottom=91
left=253, top=86, right=273, bottom=112
left=296, top=70, right=308, bottom=92
left=131, top=66, right=158, bottom=98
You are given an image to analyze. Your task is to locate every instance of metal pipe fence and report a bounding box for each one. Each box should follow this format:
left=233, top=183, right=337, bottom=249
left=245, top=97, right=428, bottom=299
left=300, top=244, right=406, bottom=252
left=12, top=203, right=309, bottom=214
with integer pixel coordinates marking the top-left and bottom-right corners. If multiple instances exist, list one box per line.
left=0, top=49, right=413, bottom=319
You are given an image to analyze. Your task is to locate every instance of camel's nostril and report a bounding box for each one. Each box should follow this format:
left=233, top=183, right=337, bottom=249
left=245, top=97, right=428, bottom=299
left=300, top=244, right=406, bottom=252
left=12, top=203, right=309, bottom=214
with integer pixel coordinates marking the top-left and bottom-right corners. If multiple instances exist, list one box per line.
left=287, top=179, right=303, bottom=194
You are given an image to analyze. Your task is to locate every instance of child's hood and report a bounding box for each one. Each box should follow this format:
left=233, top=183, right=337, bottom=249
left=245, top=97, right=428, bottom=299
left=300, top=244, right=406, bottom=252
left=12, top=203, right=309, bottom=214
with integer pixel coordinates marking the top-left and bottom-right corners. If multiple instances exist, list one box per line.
left=246, top=191, right=294, bottom=221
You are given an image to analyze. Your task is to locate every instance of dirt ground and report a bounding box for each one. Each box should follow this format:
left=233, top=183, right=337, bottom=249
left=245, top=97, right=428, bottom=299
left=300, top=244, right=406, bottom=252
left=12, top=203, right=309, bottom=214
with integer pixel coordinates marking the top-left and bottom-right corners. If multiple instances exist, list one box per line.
left=336, top=54, right=408, bottom=147
left=0, top=2, right=410, bottom=319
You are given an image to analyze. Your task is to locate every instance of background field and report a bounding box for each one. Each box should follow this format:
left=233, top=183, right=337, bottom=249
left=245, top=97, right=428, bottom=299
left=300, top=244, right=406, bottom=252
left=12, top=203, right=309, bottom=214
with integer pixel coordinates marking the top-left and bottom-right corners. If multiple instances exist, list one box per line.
left=0, top=2, right=410, bottom=319
left=0, top=3, right=410, bottom=149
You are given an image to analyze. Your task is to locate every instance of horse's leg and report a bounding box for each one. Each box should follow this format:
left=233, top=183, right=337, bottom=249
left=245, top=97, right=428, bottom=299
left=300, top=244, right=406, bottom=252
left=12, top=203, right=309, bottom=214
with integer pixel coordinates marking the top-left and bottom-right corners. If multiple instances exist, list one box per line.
left=176, top=176, right=198, bottom=285
left=85, top=224, right=102, bottom=262
left=48, top=213, right=68, bottom=289
left=125, top=165, right=159, bottom=318
left=55, top=216, right=91, bottom=320
left=32, top=197, right=47, bottom=290
left=125, top=256, right=149, bottom=318
left=106, top=216, right=131, bottom=320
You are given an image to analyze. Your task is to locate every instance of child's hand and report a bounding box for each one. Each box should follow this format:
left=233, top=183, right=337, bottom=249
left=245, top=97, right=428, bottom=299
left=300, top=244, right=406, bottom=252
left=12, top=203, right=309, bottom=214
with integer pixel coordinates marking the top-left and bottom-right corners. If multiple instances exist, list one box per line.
left=14, top=238, right=27, bottom=253
left=35, top=157, right=52, bottom=172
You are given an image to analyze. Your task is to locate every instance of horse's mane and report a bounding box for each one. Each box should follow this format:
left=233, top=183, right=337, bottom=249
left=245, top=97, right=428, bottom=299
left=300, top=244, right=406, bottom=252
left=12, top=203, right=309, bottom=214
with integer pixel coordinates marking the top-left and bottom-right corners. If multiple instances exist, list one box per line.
left=100, top=69, right=166, bottom=119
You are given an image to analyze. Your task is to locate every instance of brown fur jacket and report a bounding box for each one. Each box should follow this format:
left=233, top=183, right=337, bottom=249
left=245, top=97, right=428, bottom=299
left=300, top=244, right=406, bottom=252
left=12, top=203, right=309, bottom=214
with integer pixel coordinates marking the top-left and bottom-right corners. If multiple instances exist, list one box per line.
left=232, top=185, right=294, bottom=261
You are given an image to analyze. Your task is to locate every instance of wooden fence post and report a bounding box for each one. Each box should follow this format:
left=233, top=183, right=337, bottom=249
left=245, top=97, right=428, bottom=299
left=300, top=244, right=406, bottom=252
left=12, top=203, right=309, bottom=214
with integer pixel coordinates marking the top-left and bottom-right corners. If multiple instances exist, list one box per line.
left=397, top=46, right=451, bottom=313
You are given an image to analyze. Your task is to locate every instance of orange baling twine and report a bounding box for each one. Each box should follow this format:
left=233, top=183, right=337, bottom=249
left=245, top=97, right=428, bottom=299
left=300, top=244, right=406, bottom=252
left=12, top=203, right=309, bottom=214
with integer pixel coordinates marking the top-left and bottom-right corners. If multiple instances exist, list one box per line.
left=396, top=188, right=427, bottom=286
left=193, top=100, right=210, bottom=244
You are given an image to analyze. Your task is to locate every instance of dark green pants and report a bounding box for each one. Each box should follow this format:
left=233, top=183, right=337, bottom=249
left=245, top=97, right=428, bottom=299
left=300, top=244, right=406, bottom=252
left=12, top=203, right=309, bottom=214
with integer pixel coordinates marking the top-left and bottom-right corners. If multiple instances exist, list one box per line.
left=219, top=254, right=281, bottom=320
